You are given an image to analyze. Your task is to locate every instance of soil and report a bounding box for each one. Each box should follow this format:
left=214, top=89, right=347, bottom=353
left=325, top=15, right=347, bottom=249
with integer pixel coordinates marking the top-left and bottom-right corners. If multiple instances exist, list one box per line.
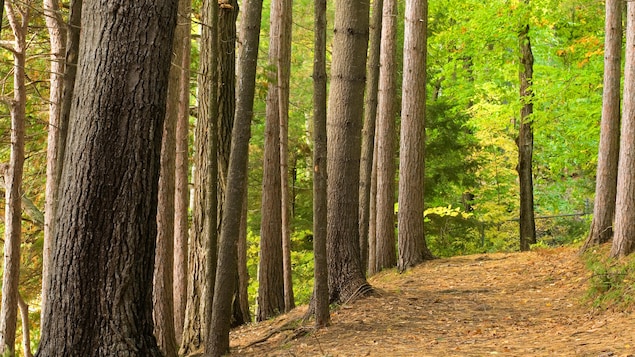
left=230, top=246, right=635, bottom=356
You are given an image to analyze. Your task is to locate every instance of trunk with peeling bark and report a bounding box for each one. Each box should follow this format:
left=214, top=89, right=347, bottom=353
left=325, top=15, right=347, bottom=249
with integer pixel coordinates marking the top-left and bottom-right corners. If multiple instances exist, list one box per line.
left=36, top=1, right=177, bottom=355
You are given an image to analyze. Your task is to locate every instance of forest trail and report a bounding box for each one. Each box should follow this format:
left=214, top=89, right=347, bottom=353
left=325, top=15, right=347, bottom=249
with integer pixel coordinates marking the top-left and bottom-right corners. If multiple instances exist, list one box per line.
left=230, top=246, right=635, bottom=356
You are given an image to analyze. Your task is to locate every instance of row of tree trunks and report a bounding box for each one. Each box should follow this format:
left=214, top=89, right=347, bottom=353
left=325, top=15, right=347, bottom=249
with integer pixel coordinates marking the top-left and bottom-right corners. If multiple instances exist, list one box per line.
left=0, top=2, right=28, bottom=355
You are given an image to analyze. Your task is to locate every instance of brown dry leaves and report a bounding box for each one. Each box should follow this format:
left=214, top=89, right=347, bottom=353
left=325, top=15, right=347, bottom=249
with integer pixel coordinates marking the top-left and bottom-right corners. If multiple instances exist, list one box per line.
left=230, top=247, right=635, bottom=356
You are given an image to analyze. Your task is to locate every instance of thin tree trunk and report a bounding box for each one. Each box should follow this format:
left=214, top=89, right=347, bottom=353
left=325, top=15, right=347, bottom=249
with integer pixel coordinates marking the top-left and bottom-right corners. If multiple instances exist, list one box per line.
left=359, top=0, right=383, bottom=274
left=312, top=0, right=330, bottom=328
left=517, top=1, right=536, bottom=252
left=207, top=0, right=261, bottom=354
left=397, top=0, right=433, bottom=271
left=42, top=0, right=67, bottom=323
left=258, top=0, right=285, bottom=321
left=581, top=0, right=622, bottom=253
left=278, top=0, right=295, bottom=313
left=236, top=184, right=251, bottom=324
left=374, top=0, right=398, bottom=272
left=17, top=294, right=31, bottom=357
left=0, top=3, right=28, bottom=355
left=327, top=0, right=372, bottom=304
left=173, top=0, right=192, bottom=340
left=36, top=1, right=177, bottom=354
left=611, top=2, right=635, bottom=258
left=367, top=147, right=378, bottom=275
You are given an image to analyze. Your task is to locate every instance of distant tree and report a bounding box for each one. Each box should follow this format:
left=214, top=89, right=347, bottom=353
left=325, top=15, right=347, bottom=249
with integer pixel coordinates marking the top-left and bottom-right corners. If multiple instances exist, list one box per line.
left=313, top=0, right=330, bottom=328
left=258, top=0, right=286, bottom=320
left=0, top=1, right=28, bottom=354
left=173, top=0, right=192, bottom=340
left=397, top=0, right=433, bottom=271
left=581, top=0, right=622, bottom=253
left=517, top=0, right=536, bottom=252
left=374, top=0, right=398, bottom=272
left=327, top=0, right=373, bottom=303
left=359, top=0, right=383, bottom=275
left=181, top=0, right=217, bottom=351
left=611, top=2, right=635, bottom=258
left=36, top=0, right=177, bottom=354
left=207, top=0, right=262, bottom=353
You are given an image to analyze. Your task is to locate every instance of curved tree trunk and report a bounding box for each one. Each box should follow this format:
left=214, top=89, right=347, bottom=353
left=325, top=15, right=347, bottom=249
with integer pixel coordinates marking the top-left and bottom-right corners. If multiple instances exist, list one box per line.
left=359, top=0, right=383, bottom=274
left=0, top=3, right=28, bottom=355
left=581, top=0, right=622, bottom=253
left=397, top=0, right=433, bottom=271
left=374, top=0, right=398, bottom=272
left=207, top=0, right=262, bottom=354
left=327, top=0, right=372, bottom=304
left=36, top=1, right=177, bottom=355
left=611, top=2, right=635, bottom=258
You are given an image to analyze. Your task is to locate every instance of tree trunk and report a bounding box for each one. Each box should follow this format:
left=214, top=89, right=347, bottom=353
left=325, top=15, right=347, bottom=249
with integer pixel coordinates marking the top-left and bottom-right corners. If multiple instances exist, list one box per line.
left=278, top=0, right=295, bottom=313
left=367, top=147, right=378, bottom=275
left=236, top=185, right=252, bottom=324
left=258, top=0, right=286, bottom=321
left=312, top=0, right=330, bottom=328
left=327, top=0, right=372, bottom=303
left=173, top=0, right=192, bottom=341
left=611, top=2, right=635, bottom=258
left=397, top=0, right=433, bottom=271
left=581, top=0, right=622, bottom=253
left=181, top=0, right=217, bottom=353
left=359, top=0, right=383, bottom=274
left=42, top=0, right=67, bottom=323
left=374, top=0, right=398, bottom=272
left=42, top=0, right=82, bottom=323
left=0, top=3, right=28, bottom=355
left=17, top=294, right=31, bottom=357
left=153, top=0, right=189, bottom=352
left=207, top=0, right=261, bottom=354
left=36, top=1, right=177, bottom=355
left=517, top=1, right=536, bottom=252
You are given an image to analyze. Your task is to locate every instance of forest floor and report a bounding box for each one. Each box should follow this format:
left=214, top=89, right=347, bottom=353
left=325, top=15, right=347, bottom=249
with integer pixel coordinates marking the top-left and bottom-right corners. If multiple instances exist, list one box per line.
left=230, top=246, right=634, bottom=356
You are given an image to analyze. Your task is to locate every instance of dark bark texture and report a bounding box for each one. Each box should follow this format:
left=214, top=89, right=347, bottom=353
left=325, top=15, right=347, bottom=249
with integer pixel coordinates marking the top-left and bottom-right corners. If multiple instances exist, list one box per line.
left=36, top=1, right=177, bottom=355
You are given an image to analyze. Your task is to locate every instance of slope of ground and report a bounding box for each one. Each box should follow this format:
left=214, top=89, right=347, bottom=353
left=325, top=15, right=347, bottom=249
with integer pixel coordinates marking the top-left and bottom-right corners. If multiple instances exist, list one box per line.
left=230, top=247, right=634, bottom=356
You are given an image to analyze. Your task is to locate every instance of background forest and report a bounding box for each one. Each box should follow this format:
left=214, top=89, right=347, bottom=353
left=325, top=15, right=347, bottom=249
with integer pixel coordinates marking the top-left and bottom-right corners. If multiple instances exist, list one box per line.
left=0, top=0, right=616, bottom=355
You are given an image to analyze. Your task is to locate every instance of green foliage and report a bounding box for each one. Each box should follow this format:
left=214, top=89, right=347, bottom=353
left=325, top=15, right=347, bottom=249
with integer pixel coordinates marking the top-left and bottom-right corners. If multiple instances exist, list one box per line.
left=583, top=247, right=635, bottom=312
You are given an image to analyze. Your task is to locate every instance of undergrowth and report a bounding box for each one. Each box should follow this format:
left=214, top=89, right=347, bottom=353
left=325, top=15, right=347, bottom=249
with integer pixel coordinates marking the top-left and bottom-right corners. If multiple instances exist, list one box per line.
left=583, top=244, right=635, bottom=312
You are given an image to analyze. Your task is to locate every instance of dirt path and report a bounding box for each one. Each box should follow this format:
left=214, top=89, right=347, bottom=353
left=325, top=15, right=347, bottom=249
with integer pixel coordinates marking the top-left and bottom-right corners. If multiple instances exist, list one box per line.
left=230, top=247, right=634, bottom=356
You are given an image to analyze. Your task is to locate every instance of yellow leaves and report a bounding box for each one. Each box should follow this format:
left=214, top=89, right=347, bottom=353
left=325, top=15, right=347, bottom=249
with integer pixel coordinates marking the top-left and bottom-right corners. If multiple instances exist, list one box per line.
left=424, top=205, right=473, bottom=219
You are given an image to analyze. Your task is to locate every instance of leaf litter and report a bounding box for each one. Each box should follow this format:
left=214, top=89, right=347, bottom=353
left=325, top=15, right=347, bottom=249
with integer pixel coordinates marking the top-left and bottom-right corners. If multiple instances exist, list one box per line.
left=230, top=247, right=634, bottom=356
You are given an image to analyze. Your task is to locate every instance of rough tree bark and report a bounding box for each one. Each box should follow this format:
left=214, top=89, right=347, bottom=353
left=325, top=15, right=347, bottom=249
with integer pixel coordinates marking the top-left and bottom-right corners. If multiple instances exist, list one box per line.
left=581, top=0, right=622, bottom=253
left=207, top=0, right=262, bottom=353
left=611, top=2, right=635, bottom=258
left=359, top=0, right=383, bottom=274
left=312, top=0, right=330, bottom=328
left=374, top=0, right=398, bottom=273
left=36, top=0, right=177, bottom=355
left=327, top=0, right=373, bottom=303
left=258, top=0, right=286, bottom=321
left=397, top=0, right=434, bottom=270
left=173, top=0, right=192, bottom=340
left=0, top=2, right=28, bottom=355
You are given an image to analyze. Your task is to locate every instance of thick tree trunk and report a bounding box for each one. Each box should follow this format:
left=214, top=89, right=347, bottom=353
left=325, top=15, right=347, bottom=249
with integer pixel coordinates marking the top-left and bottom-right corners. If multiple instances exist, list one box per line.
left=173, top=0, right=192, bottom=340
left=42, top=0, right=67, bottom=322
left=359, top=0, right=383, bottom=274
left=397, top=0, right=433, bottom=270
left=327, top=0, right=372, bottom=303
left=207, top=0, right=261, bottom=354
left=278, top=0, right=295, bottom=312
left=611, top=2, right=635, bottom=258
left=0, top=3, right=27, bottom=355
left=581, top=0, right=622, bottom=253
left=374, top=0, right=398, bottom=272
left=258, top=0, right=286, bottom=321
left=36, top=1, right=177, bottom=355
left=181, top=0, right=217, bottom=353
left=312, top=0, right=330, bottom=328
left=518, top=5, right=536, bottom=252
left=153, top=0, right=189, bottom=352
